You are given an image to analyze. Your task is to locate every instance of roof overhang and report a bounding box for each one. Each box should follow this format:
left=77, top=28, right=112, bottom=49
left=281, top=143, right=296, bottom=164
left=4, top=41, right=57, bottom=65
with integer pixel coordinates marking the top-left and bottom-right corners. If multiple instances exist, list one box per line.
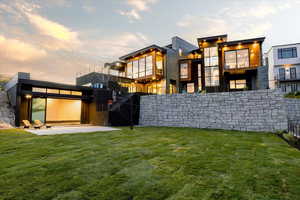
left=197, top=34, right=228, bottom=43
left=119, top=45, right=166, bottom=60
left=219, top=37, right=265, bottom=47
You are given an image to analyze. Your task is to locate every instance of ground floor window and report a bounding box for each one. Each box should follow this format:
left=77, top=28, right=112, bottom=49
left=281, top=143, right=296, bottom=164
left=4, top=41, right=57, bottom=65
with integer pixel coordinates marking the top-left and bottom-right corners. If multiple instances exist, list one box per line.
left=187, top=83, right=195, bottom=93
left=205, top=66, right=219, bottom=87
left=230, top=80, right=247, bottom=90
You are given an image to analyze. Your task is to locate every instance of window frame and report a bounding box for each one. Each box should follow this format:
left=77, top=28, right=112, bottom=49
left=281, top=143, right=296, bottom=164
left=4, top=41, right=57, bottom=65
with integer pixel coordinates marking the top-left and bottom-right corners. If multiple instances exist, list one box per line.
left=224, top=48, right=250, bottom=70
left=180, top=62, right=189, bottom=79
left=278, top=47, right=297, bottom=59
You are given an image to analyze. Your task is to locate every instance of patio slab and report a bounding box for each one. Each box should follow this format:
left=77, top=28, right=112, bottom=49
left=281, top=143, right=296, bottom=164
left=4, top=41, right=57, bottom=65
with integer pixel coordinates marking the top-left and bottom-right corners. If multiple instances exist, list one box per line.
left=26, top=126, right=120, bottom=136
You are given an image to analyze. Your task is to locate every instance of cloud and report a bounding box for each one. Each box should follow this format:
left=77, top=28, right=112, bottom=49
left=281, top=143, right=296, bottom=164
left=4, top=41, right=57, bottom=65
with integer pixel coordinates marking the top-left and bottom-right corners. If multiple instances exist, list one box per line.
left=118, top=0, right=158, bottom=21
left=25, top=12, right=78, bottom=42
left=0, top=35, right=47, bottom=62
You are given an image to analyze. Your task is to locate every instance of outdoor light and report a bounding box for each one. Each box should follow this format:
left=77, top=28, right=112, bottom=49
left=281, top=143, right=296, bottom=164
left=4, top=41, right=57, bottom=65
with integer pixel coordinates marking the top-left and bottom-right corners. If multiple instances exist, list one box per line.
left=25, top=94, right=32, bottom=99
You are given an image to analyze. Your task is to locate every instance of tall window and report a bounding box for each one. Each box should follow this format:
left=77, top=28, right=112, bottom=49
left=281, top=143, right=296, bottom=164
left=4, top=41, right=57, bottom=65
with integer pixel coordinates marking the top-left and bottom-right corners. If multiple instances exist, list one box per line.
left=139, top=57, right=146, bottom=78
left=230, top=80, right=247, bottom=90
left=279, top=68, right=285, bottom=80
left=180, top=63, right=188, bottom=79
left=290, top=67, right=297, bottom=79
left=133, top=60, right=139, bottom=78
left=198, top=64, right=202, bottom=91
left=278, top=47, right=297, bottom=59
left=204, top=47, right=219, bottom=86
left=127, top=62, right=133, bottom=78
left=156, top=53, right=163, bottom=75
left=225, top=49, right=249, bottom=69
left=146, top=56, right=153, bottom=76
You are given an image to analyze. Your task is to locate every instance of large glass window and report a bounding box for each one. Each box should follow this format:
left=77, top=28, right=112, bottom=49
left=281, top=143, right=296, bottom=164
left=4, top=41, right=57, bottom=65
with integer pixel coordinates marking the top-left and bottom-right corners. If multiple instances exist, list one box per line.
left=146, top=56, right=153, bottom=76
left=156, top=53, right=163, bottom=75
left=278, top=47, right=297, bottom=59
left=139, top=57, right=146, bottom=78
left=279, top=68, right=285, bottom=80
left=133, top=60, right=139, bottom=79
left=225, top=49, right=250, bottom=69
left=127, top=62, right=133, bottom=78
left=205, top=66, right=219, bottom=87
left=31, top=98, right=46, bottom=123
left=180, top=63, right=188, bottom=79
left=204, top=47, right=218, bottom=67
left=230, top=80, right=247, bottom=90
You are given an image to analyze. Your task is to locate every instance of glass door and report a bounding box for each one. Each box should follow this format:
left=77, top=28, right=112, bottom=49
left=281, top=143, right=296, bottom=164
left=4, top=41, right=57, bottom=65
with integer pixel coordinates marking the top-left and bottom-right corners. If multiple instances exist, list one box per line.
left=31, top=98, right=46, bottom=123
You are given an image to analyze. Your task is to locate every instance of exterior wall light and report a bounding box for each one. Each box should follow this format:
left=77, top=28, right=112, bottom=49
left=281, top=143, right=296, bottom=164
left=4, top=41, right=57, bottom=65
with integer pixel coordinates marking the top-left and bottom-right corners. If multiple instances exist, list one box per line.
left=25, top=94, right=32, bottom=99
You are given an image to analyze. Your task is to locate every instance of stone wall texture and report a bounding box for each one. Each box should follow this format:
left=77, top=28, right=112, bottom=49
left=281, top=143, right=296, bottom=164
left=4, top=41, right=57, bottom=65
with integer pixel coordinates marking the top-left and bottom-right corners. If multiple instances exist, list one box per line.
left=0, top=91, right=15, bottom=127
left=286, top=98, right=300, bottom=122
left=139, top=90, right=291, bottom=132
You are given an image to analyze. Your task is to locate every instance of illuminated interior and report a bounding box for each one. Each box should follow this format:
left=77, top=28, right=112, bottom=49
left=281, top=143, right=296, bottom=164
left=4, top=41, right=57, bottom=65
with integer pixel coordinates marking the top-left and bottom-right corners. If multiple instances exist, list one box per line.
left=46, top=99, right=81, bottom=123
left=120, top=80, right=166, bottom=94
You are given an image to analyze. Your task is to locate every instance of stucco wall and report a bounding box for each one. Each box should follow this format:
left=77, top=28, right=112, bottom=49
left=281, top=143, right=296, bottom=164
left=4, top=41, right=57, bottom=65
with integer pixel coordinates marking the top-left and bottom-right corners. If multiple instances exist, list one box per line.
left=139, top=90, right=289, bottom=132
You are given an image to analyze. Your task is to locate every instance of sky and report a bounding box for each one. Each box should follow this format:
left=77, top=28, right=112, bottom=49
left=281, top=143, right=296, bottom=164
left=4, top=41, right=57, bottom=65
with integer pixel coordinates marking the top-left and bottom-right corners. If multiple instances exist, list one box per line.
left=0, top=0, right=300, bottom=84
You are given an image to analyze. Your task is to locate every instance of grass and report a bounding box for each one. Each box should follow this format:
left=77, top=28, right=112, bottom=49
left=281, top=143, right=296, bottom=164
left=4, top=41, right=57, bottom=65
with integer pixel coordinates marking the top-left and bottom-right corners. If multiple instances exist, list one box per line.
left=0, top=127, right=300, bottom=200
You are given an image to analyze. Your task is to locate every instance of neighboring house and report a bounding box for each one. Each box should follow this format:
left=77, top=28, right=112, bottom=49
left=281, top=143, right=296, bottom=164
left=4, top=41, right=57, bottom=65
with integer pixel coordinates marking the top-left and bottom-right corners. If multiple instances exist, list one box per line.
left=77, top=36, right=197, bottom=94
left=266, top=43, right=300, bottom=92
left=5, top=72, right=112, bottom=127
left=179, top=35, right=266, bottom=93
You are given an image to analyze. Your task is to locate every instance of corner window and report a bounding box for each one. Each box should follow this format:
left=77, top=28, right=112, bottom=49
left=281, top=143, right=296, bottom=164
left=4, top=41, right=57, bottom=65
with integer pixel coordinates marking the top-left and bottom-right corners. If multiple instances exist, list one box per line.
left=180, top=63, right=188, bottom=79
left=278, top=47, right=297, bottom=59
left=225, top=49, right=249, bottom=69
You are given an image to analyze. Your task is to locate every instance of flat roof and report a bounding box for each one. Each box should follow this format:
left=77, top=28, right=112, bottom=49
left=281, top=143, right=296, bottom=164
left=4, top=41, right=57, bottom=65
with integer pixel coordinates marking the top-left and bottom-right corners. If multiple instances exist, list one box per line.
left=18, top=79, right=92, bottom=91
left=197, top=34, right=228, bottom=42
left=219, top=37, right=265, bottom=46
left=119, top=44, right=166, bottom=60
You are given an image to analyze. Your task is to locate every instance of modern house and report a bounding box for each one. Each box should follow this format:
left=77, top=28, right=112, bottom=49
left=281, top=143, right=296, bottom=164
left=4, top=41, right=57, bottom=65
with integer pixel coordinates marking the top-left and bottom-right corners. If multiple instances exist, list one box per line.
left=77, top=36, right=198, bottom=94
left=5, top=73, right=112, bottom=127
left=266, top=43, right=300, bottom=92
left=179, top=35, right=266, bottom=93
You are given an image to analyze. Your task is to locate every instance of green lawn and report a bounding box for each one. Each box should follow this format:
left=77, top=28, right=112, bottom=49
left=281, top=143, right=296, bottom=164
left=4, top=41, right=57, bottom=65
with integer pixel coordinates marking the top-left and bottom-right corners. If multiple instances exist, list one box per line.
left=0, top=127, right=300, bottom=200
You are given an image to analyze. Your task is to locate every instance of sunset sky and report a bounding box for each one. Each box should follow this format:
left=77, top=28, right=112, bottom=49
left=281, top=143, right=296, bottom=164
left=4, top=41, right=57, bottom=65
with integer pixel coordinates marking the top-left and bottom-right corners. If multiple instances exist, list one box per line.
left=1, top=0, right=300, bottom=84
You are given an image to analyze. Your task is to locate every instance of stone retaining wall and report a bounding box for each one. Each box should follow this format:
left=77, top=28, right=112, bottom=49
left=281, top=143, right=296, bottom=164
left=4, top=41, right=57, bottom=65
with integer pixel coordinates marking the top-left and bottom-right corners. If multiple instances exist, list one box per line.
left=139, top=90, right=289, bottom=132
left=286, top=98, right=300, bottom=122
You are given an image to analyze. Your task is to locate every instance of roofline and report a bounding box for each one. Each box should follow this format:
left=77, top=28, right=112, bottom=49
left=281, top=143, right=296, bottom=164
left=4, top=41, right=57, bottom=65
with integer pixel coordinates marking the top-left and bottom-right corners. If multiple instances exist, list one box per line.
left=197, top=34, right=228, bottom=42
left=18, top=79, right=92, bottom=91
left=119, top=44, right=166, bottom=60
left=266, top=43, right=300, bottom=54
left=219, top=37, right=265, bottom=46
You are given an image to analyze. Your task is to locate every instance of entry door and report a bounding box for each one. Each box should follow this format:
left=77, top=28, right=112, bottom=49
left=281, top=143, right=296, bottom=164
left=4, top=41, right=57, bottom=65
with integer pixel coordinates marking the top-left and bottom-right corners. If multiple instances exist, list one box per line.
left=31, top=98, right=46, bottom=123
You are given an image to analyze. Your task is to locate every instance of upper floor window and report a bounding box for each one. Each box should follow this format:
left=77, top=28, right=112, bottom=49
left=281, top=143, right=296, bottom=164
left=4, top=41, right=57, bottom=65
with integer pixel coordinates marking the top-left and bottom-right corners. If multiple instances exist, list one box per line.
left=180, top=63, right=188, bottom=79
left=198, top=64, right=202, bottom=91
left=225, top=49, right=249, bottom=69
left=126, top=55, right=154, bottom=78
left=279, top=68, right=285, bottom=80
left=204, top=47, right=218, bottom=67
left=278, top=47, right=297, bottom=59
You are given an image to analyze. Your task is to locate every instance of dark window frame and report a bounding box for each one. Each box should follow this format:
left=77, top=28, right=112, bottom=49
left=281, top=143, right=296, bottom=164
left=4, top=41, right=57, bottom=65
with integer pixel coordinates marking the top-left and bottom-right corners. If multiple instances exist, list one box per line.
left=224, top=48, right=250, bottom=69
left=279, top=68, right=286, bottom=80
left=278, top=47, right=297, bottom=59
left=290, top=67, right=297, bottom=80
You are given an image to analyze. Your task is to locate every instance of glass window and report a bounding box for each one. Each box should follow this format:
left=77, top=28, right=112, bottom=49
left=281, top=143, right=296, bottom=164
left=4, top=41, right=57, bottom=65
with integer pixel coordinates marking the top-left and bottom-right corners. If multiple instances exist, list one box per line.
left=278, top=47, right=297, bottom=59
left=230, top=80, right=246, bottom=89
left=60, top=90, right=71, bottom=95
left=204, top=47, right=218, bottom=67
left=146, top=56, right=153, bottom=76
left=205, top=66, right=219, bottom=87
left=133, top=60, right=139, bottom=79
left=225, top=49, right=249, bottom=69
left=290, top=67, right=297, bottom=79
left=139, top=57, right=146, bottom=78
left=127, top=62, right=133, bottom=78
left=279, top=68, right=285, bottom=80
left=180, top=63, right=188, bottom=79
left=71, top=91, right=82, bottom=96
left=237, top=49, right=249, bottom=68
left=47, top=89, right=59, bottom=94
left=31, top=98, right=46, bottom=123
left=291, top=83, right=298, bottom=92
left=32, top=87, right=46, bottom=93
left=187, top=83, right=194, bottom=93
left=198, top=64, right=202, bottom=91
left=225, top=51, right=236, bottom=69
left=156, top=53, right=163, bottom=75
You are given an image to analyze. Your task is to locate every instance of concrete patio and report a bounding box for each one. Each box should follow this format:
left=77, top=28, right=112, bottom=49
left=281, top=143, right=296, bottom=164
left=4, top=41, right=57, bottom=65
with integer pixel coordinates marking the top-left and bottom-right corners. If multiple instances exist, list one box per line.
left=26, top=126, right=120, bottom=136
